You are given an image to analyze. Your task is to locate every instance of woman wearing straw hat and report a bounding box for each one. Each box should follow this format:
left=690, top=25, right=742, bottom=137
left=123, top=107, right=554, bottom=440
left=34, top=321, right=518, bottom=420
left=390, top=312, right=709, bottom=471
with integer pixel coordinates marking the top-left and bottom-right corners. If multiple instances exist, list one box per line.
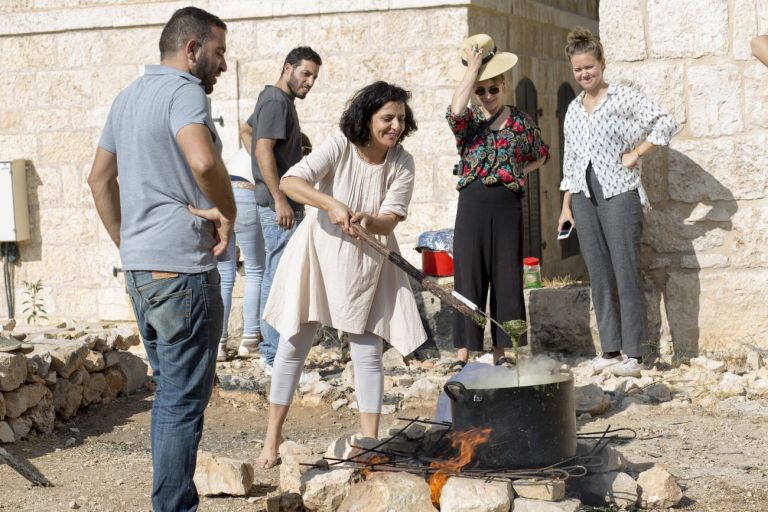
left=447, top=34, right=550, bottom=368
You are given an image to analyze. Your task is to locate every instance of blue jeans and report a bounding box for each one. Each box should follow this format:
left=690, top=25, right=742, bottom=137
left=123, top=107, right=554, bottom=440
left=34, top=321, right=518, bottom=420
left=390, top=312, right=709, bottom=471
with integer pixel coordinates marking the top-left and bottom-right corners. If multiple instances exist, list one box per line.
left=257, top=205, right=304, bottom=365
left=217, top=187, right=266, bottom=338
left=125, top=269, right=223, bottom=512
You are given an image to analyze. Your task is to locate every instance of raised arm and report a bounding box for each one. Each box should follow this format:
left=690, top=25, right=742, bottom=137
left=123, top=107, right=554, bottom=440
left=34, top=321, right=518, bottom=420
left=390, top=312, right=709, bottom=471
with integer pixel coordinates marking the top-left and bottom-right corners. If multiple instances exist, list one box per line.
left=751, top=35, right=768, bottom=67
left=450, top=45, right=483, bottom=115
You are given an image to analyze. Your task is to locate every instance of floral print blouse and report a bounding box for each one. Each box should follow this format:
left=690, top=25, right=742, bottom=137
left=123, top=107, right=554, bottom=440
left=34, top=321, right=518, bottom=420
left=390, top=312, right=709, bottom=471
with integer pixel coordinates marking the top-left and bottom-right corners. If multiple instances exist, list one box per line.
left=446, top=105, right=550, bottom=192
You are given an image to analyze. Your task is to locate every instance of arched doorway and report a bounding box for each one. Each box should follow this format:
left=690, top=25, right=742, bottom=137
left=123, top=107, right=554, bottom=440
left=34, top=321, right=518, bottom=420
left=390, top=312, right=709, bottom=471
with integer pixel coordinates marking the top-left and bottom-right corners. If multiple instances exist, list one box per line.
left=515, top=78, right=542, bottom=260
left=556, top=82, right=580, bottom=259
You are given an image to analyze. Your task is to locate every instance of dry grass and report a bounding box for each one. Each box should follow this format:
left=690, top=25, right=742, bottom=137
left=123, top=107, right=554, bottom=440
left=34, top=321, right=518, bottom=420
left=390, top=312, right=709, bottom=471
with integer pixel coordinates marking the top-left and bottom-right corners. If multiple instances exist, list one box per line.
left=541, top=274, right=580, bottom=288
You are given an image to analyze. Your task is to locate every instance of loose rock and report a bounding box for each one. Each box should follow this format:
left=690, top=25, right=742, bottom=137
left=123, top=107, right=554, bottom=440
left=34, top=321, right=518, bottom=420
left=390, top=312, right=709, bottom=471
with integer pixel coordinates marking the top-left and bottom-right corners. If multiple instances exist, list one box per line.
left=280, top=441, right=325, bottom=494
left=690, top=356, right=726, bottom=372
left=512, top=479, right=566, bottom=501
left=83, top=351, right=106, bottom=372
left=53, top=378, right=83, bottom=419
left=717, top=372, right=746, bottom=396
left=0, top=420, right=14, bottom=442
left=26, top=392, right=55, bottom=434
left=637, top=464, right=683, bottom=509
left=0, top=353, right=28, bottom=391
left=574, top=383, right=611, bottom=415
left=34, top=340, right=88, bottom=379
left=338, top=472, right=437, bottom=512
left=3, top=383, right=48, bottom=418
left=571, top=471, right=638, bottom=508
left=101, top=367, right=124, bottom=404
left=440, top=476, right=512, bottom=512
left=7, top=415, right=32, bottom=440
left=381, top=348, right=405, bottom=370
left=102, top=351, right=148, bottom=395
left=193, top=451, right=254, bottom=496
left=511, top=497, right=582, bottom=512
left=301, top=467, right=357, bottom=512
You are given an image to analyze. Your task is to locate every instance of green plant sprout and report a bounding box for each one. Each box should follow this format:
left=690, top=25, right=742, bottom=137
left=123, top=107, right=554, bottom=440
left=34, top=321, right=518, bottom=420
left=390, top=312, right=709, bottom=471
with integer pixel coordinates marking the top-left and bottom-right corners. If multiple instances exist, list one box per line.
left=22, top=279, right=48, bottom=325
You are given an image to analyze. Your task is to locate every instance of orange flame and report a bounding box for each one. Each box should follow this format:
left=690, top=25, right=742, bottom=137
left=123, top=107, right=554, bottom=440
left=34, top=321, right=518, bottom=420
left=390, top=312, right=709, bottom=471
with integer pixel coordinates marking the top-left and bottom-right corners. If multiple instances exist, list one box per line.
left=427, top=427, right=492, bottom=507
left=360, top=454, right=391, bottom=479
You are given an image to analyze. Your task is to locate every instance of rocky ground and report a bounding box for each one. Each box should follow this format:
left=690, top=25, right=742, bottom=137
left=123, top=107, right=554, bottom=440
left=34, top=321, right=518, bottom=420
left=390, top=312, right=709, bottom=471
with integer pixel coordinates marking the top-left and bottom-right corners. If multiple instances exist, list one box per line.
left=2, top=335, right=768, bottom=511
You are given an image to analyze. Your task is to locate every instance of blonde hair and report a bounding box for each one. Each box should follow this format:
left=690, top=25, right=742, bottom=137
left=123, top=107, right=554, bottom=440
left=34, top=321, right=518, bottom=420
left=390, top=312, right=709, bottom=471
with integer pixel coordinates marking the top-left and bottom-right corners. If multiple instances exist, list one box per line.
left=565, top=26, right=604, bottom=62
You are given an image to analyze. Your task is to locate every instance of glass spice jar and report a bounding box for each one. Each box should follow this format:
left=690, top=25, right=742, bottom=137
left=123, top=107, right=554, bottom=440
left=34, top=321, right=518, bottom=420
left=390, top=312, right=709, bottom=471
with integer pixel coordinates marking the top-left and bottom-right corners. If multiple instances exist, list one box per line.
left=522, top=257, right=542, bottom=289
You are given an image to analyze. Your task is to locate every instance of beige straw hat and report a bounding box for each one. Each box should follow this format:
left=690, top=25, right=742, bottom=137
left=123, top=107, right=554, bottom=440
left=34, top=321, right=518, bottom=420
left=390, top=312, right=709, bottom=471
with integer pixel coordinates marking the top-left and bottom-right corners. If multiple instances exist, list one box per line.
left=449, top=34, right=518, bottom=81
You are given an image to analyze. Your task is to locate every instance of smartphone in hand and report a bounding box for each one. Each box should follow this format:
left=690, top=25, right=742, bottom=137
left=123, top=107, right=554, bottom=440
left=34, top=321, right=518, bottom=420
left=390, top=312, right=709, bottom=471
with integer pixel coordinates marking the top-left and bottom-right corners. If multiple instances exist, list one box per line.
left=557, top=221, right=573, bottom=240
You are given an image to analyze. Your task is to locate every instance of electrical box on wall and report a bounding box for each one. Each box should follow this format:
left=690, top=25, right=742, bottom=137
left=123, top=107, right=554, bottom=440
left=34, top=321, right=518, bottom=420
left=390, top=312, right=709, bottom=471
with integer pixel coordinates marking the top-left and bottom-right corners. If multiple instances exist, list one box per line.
left=0, top=159, right=31, bottom=242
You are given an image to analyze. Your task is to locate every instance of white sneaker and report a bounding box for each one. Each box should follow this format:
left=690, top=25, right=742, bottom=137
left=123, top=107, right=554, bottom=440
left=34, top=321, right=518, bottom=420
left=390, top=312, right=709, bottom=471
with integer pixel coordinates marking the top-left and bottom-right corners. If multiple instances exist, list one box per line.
left=237, top=343, right=259, bottom=359
left=216, top=342, right=228, bottom=362
left=260, top=360, right=273, bottom=376
left=610, top=358, right=643, bottom=378
left=588, top=354, right=622, bottom=371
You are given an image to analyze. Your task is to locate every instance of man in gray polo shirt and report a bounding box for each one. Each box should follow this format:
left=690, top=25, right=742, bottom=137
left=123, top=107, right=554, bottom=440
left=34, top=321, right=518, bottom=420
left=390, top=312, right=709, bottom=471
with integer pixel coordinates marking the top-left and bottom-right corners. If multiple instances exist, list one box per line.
left=87, top=7, right=234, bottom=511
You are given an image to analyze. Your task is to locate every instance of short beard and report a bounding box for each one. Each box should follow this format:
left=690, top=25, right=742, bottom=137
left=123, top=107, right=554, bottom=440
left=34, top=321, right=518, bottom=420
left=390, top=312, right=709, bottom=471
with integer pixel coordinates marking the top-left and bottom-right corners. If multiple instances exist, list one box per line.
left=287, top=72, right=307, bottom=100
left=193, top=52, right=216, bottom=95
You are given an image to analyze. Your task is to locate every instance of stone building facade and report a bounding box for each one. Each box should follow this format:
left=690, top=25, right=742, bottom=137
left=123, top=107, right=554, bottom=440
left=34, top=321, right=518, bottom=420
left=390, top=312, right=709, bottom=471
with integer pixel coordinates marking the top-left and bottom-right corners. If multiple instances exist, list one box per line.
left=600, top=0, right=768, bottom=357
left=0, top=0, right=763, bottom=357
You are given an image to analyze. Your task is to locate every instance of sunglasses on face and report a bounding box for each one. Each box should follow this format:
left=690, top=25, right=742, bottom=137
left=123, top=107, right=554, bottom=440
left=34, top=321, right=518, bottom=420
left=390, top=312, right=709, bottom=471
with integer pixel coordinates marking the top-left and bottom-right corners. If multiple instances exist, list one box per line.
left=474, top=86, right=500, bottom=96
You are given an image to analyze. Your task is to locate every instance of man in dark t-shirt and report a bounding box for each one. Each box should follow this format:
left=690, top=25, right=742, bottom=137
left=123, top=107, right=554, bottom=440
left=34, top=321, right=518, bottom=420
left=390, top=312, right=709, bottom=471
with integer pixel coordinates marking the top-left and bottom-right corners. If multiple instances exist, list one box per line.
left=240, top=46, right=322, bottom=372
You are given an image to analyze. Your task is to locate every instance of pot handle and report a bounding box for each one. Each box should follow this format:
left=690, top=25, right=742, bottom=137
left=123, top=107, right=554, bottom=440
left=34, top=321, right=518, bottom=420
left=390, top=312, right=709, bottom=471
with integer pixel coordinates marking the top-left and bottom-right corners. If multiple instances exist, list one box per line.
left=444, top=381, right=467, bottom=402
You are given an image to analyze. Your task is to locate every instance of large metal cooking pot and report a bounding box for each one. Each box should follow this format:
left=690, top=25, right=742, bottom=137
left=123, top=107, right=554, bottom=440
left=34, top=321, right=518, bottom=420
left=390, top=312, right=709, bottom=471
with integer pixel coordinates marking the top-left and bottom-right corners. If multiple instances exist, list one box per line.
left=444, top=372, right=576, bottom=469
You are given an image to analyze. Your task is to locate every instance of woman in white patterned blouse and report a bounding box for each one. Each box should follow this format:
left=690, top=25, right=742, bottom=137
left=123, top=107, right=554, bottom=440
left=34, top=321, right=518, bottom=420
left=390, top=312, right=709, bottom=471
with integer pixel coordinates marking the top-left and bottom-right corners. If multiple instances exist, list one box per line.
left=558, top=27, right=678, bottom=378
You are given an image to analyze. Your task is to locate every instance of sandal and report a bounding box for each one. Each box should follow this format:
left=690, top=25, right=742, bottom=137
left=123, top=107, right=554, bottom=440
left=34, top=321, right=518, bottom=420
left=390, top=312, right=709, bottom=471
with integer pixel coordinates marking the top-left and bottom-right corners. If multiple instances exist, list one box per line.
left=448, top=360, right=467, bottom=372
left=495, top=356, right=514, bottom=368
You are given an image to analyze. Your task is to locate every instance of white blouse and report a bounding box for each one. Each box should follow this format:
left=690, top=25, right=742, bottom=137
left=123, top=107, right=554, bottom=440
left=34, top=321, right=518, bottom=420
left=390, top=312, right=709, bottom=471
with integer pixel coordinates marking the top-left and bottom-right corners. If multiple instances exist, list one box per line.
left=560, top=83, right=678, bottom=202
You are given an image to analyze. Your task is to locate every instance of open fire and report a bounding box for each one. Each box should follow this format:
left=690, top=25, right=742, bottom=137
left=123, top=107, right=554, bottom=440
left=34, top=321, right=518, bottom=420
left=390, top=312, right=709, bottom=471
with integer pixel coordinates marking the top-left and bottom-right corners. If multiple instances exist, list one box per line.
left=298, top=418, right=652, bottom=511
left=426, top=426, right=492, bottom=506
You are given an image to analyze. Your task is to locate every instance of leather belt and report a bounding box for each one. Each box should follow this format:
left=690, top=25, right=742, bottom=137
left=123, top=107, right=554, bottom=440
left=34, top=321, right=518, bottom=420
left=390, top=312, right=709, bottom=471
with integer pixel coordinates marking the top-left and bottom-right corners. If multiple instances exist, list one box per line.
left=231, top=181, right=255, bottom=190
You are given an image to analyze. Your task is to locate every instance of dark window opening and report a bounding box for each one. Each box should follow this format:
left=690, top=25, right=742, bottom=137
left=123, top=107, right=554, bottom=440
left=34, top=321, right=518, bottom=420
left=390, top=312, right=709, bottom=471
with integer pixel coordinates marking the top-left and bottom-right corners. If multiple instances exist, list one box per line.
left=556, top=82, right=580, bottom=259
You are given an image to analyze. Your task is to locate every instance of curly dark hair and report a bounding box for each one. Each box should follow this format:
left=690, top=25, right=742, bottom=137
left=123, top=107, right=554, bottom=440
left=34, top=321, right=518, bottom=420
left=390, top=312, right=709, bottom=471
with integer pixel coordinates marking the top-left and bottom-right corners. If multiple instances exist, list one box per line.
left=339, top=81, right=418, bottom=146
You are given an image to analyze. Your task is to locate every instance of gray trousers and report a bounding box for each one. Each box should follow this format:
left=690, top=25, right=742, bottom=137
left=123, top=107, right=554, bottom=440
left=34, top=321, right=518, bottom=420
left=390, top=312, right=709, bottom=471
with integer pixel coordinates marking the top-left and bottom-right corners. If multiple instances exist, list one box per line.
left=571, top=165, right=647, bottom=359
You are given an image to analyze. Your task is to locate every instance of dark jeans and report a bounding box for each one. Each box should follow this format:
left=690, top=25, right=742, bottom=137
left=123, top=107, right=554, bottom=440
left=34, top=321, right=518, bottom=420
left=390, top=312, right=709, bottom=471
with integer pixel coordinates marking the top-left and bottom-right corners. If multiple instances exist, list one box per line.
left=125, top=269, right=224, bottom=512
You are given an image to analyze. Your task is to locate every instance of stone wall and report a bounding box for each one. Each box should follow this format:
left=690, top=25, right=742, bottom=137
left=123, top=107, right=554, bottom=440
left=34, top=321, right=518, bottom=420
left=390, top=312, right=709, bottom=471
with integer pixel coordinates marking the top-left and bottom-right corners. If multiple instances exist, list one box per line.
left=0, top=1, right=596, bottom=335
left=600, top=0, right=768, bottom=356
left=0, top=321, right=148, bottom=444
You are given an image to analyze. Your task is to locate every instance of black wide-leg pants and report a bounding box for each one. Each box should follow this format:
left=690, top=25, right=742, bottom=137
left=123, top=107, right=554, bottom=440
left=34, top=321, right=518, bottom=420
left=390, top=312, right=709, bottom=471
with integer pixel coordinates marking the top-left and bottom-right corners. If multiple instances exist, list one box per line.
left=452, top=180, right=525, bottom=350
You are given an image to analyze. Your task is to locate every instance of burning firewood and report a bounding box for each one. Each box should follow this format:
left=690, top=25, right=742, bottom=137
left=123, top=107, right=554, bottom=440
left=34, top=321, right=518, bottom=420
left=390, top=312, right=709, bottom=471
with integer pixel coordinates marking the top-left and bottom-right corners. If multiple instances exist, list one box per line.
left=426, top=427, right=492, bottom=507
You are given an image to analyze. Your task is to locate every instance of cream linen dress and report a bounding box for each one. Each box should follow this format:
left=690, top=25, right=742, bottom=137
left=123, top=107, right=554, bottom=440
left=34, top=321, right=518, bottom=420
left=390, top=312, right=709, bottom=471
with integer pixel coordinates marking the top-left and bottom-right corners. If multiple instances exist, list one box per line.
left=263, top=134, right=427, bottom=356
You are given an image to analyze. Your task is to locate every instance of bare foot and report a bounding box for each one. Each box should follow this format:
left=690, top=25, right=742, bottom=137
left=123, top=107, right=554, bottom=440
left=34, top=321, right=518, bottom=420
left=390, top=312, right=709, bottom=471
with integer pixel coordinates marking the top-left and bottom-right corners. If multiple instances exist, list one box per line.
left=255, top=436, right=285, bottom=470
left=255, top=445, right=281, bottom=469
